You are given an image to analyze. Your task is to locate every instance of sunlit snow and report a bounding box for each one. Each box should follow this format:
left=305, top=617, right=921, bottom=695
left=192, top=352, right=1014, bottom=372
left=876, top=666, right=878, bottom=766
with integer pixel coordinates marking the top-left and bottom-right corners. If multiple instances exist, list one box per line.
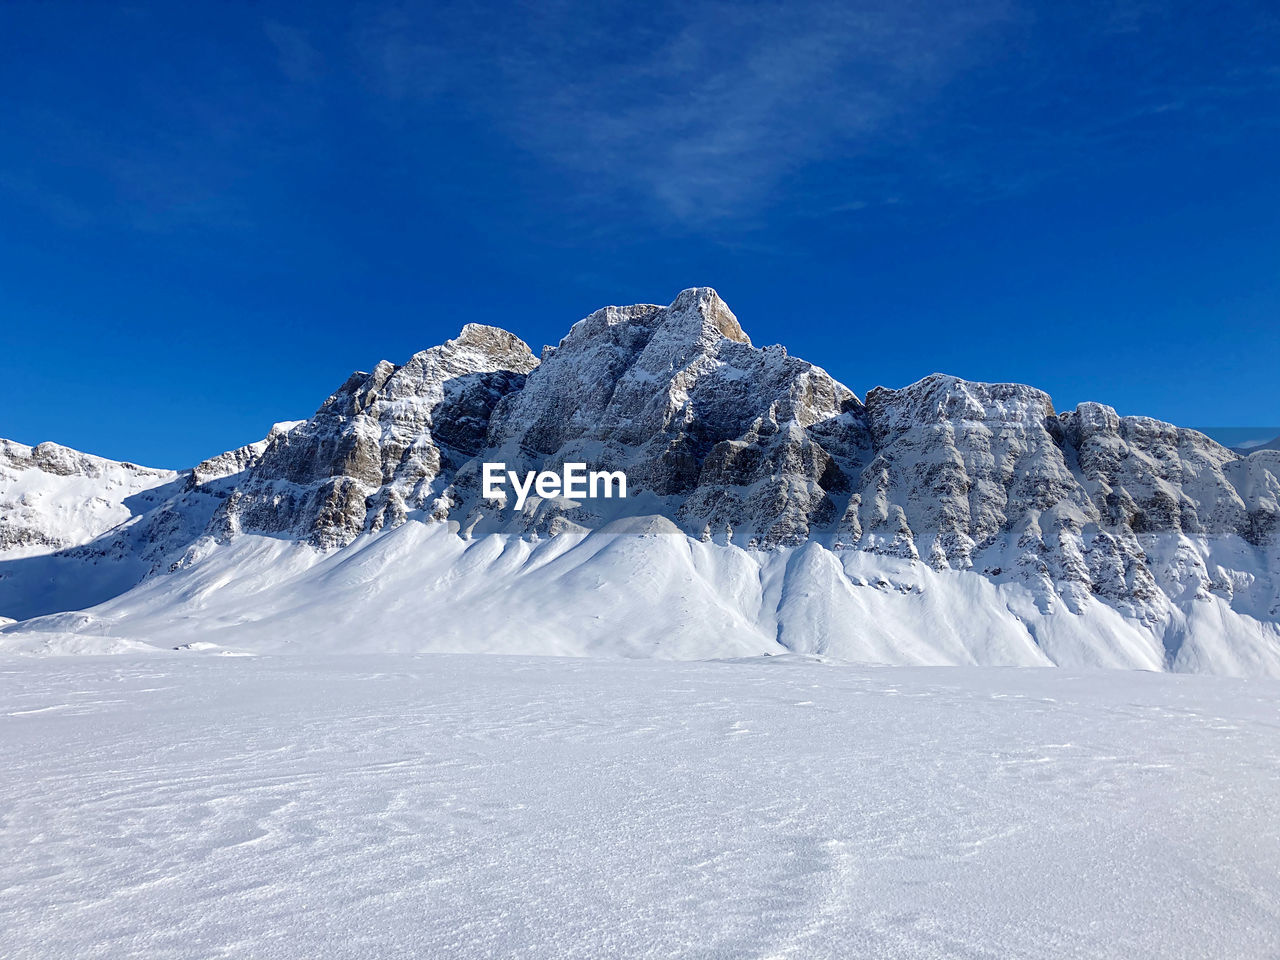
left=3, top=654, right=1278, bottom=959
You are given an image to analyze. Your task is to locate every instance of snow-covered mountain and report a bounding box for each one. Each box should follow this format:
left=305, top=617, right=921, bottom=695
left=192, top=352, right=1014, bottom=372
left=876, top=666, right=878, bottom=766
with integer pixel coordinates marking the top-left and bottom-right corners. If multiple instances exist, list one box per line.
left=0, top=439, right=177, bottom=557
left=2, top=288, right=1278, bottom=673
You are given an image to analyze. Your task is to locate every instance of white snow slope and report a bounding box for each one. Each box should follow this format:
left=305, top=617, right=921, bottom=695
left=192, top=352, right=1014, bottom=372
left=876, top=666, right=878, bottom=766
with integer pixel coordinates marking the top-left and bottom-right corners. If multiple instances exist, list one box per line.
left=2, top=653, right=1278, bottom=959
left=7, top=520, right=1279, bottom=676
left=0, top=439, right=176, bottom=557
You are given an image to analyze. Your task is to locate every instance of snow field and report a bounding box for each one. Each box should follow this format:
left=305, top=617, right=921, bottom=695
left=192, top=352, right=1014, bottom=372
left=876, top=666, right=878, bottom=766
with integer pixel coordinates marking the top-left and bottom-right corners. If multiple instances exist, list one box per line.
left=2, top=653, right=1279, bottom=959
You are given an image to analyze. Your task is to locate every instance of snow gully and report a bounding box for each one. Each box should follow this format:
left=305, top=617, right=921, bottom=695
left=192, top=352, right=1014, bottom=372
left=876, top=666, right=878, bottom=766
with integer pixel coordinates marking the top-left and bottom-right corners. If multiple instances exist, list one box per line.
left=482, top=462, right=627, bottom=510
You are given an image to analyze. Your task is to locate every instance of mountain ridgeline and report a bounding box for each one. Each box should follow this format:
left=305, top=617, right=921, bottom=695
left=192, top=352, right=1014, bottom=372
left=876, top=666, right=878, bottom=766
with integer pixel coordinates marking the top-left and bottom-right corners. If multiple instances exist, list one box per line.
left=2, top=289, right=1278, bottom=672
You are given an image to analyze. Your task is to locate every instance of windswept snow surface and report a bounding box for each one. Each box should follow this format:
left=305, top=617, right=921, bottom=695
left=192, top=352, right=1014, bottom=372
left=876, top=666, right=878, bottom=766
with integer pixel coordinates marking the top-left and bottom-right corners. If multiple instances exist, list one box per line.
left=9, top=521, right=1280, bottom=675
left=2, top=654, right=1279, bottom=959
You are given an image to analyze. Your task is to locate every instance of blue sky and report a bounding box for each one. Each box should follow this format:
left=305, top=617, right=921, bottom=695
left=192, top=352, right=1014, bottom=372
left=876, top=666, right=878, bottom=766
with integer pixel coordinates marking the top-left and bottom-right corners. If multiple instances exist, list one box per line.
left=2, top=0, right=1277, bottom=467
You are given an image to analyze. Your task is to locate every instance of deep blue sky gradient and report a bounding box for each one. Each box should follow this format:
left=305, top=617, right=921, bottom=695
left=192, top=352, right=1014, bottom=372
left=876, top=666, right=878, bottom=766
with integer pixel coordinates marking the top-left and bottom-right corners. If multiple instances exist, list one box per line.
left=2, top=0, right=1278, bottom=467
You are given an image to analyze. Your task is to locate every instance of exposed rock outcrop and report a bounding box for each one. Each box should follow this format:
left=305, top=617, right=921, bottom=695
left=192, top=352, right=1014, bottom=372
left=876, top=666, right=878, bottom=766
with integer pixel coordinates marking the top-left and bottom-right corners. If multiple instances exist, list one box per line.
left=212, top=324, right=537, bottom=547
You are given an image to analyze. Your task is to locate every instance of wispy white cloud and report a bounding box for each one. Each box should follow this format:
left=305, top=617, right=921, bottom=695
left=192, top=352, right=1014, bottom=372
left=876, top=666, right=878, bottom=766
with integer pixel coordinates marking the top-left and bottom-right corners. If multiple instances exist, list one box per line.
left=7, top=0, right=1276, bottom=238
left=354, top=0, right=1015, bottom=224
left=349, top=0, right=1280, bottom=232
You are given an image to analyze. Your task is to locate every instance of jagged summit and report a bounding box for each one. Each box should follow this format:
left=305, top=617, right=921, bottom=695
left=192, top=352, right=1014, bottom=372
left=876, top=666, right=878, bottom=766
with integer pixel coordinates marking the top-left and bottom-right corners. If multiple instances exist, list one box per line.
left=663, top=286, right=751, bottom=345
left=447, top=323, right=539, bottom=368
left=563, top=287, right=750, bottom=351
left=1, top=289, right=1278, bottom=674
left=209, top=319, right=538, bottom=547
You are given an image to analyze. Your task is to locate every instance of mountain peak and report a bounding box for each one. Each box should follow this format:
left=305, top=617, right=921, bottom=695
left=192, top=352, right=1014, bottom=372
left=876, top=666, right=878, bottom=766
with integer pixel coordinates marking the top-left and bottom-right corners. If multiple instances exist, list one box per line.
left=427, top=324, right=539, bottom=377
left=667, top=287, right=750, bottom=345
left=453, top=323, right=538, bottom=367
left=559, top=289, right=750, bottom=355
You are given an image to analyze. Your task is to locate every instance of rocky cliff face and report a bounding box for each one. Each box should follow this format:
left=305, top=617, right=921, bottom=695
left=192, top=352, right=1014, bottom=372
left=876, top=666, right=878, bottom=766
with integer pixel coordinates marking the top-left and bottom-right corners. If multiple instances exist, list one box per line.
left=440, top=288, right=872, bottom=546
left=2, top=288, right=1278, bottom=671
left=213, top=289, right=1278, bottom=596
left=211, top=324, right=537, bottom=547
left=843, top=375, right=1280, bottom=625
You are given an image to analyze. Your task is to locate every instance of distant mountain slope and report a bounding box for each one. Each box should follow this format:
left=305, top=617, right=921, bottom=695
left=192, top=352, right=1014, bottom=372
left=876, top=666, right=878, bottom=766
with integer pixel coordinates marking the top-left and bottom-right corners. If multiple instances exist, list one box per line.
left=0, top=425, right=295, bottom=621
left=1195, top=427, right=1280, bottom=455
left=1235, top=436, right=1280, bottom=456
left=2, top=289, right=1278, bottom=674
left=0, top=439, right=176, bottom=557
